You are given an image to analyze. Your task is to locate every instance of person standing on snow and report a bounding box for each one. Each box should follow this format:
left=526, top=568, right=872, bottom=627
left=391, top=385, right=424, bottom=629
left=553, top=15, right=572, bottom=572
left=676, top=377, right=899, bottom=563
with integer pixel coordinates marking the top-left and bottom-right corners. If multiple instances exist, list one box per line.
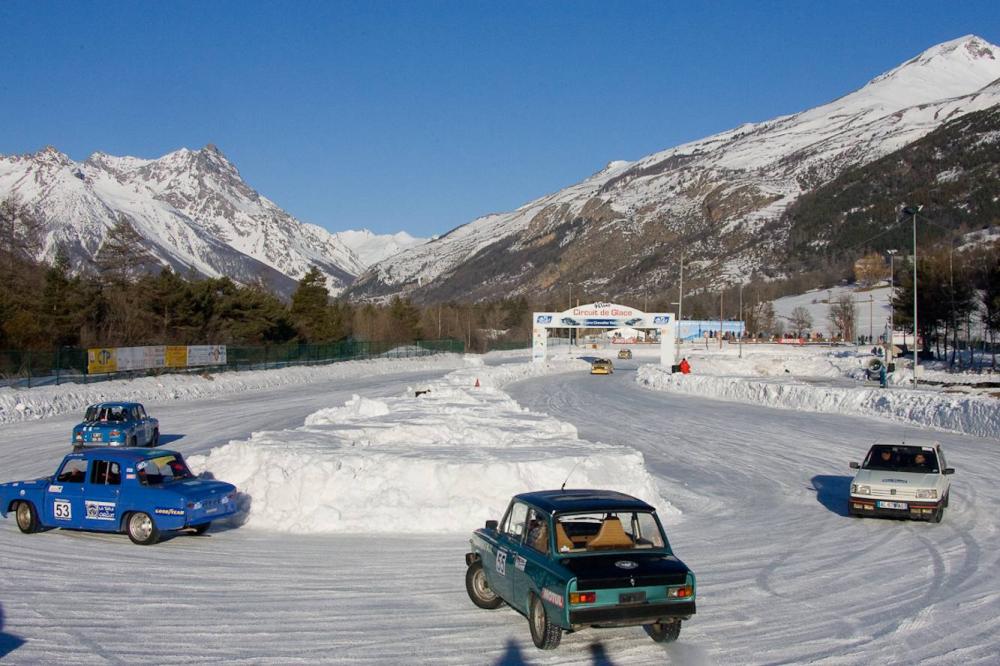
left=679, top=358, right=691, bottom=374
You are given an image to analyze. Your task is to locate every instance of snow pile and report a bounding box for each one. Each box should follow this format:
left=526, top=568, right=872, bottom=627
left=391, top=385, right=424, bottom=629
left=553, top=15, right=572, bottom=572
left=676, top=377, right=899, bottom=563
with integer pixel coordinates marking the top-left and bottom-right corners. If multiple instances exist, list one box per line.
left=0, top=355, right=468, bottom=424
left=638, top=363, right=1000, bottom=439
left=188, top=358, right=674, bottom=534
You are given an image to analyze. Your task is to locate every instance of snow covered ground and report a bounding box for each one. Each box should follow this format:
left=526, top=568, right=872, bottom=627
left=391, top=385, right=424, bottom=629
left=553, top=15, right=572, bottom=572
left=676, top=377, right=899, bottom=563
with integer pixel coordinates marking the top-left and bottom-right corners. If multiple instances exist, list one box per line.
left=1, top=347, right=998, bottom=663
left=771, top=285, right=891, bottom=339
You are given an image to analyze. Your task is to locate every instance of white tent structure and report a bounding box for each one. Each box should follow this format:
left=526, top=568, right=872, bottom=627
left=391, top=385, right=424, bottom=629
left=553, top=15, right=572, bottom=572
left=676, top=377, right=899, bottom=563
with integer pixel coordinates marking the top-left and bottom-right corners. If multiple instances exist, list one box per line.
left=605, top=327, right=647, bottom=341
left=532, top=302, right=676, bottom=366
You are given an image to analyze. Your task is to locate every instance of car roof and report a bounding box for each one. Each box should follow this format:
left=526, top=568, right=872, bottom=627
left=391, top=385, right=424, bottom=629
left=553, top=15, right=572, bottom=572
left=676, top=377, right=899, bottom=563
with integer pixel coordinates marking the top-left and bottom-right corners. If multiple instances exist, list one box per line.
left=88, top=401, right=143, bottom=409
left=870, top=439, right=941, bottom=450
left=66, top=448, right=179, bottom=463
left=514, top=489, right=655, bottom=514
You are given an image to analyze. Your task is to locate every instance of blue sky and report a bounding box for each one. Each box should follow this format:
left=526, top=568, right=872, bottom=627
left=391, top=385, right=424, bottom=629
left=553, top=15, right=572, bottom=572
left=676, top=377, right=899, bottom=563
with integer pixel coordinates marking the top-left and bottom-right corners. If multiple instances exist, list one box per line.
left=1, top=1, right=997, bottom=238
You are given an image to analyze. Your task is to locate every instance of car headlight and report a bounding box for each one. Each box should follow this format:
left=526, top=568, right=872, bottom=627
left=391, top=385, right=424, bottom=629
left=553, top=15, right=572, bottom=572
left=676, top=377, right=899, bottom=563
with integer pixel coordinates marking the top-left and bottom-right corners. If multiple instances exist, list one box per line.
left=852, top=485, right=871, bottom=495
left=915, top=489, right=938, bottom=499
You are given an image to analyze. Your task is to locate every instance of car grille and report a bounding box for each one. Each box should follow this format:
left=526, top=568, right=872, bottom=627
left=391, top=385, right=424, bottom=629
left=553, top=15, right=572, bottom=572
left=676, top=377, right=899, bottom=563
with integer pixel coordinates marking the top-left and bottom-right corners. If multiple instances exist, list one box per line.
left=870, top=487, right=918, bottom=500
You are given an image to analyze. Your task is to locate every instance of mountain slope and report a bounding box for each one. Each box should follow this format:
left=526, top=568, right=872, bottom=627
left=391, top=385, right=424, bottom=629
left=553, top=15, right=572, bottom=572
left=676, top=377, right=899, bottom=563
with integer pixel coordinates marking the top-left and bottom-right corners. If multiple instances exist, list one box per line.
left=0, top=145, right=365, bottom=297
left=349, top=35, right=1000, bottom=303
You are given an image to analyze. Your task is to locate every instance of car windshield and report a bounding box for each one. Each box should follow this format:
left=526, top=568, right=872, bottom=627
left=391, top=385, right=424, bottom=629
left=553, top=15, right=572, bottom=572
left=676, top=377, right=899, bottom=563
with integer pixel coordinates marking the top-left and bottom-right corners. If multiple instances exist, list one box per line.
left=554, top=511, right=667, bottom=554
left=863, top=445, right=940, bottom=474
left=137, top=454, right=194, bottom=486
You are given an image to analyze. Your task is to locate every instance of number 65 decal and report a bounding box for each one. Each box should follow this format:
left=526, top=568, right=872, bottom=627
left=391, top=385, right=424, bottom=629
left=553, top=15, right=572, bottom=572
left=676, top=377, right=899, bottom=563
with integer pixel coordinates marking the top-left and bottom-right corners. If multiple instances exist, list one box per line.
left=53, top=499, right=72, bottom=520
left=496, top=550, right=508, bottom=576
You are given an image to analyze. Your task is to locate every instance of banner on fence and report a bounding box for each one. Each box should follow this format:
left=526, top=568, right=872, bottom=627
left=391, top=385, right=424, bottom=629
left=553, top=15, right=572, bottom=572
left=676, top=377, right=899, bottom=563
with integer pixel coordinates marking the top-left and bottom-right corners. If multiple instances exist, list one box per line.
left=88, top=345, right=227, bottom=374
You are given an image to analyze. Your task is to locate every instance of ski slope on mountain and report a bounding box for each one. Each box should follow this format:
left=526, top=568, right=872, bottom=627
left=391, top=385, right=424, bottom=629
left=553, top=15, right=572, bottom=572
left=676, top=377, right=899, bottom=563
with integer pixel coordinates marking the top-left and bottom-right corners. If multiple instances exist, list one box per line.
left=1, top=349, right=998, bottom=663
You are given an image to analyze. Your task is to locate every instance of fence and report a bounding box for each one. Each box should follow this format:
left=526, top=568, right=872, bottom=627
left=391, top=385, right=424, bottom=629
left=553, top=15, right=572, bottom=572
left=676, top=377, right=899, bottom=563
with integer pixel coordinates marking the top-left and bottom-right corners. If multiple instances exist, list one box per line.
left=0, top=339, right=465, bottom=388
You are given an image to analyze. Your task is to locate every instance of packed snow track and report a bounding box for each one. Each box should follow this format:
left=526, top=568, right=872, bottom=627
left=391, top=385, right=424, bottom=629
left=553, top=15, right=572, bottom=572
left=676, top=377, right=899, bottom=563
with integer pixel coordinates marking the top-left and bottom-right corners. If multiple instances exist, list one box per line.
left=0, top=357, right=998, bottom=664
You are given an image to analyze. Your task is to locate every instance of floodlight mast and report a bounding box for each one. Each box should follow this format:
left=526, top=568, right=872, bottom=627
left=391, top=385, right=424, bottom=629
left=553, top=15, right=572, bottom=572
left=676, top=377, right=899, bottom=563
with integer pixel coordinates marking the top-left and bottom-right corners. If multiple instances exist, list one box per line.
left=903, top=205, right=923, bottom=386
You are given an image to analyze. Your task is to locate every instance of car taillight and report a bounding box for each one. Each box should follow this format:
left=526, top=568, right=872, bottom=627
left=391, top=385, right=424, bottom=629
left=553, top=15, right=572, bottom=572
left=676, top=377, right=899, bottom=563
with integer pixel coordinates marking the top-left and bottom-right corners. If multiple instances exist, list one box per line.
left=667, top=585, right=693, bottom=598
left=569, top=592, right=596, bottom=604
left=109, top=430, right=121, bottom=437
left=74, top=432, right=83, bottom=441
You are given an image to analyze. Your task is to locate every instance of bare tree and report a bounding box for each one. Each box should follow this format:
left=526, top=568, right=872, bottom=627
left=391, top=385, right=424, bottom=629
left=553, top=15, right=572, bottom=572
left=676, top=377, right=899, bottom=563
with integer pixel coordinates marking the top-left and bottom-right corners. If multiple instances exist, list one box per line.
left=789, top=306, right=813, bottom=338
left=828, top=294, right=856, bottom=341
left=0, top=195, right=44, bottom=274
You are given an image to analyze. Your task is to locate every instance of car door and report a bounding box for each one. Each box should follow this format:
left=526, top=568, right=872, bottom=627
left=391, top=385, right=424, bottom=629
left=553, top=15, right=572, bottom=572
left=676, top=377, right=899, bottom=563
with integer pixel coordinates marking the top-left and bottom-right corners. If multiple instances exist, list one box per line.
left=512, top=507, right=554, bottom=614
left=83, top=458, right=123, bottom=531
left=492, top=501, right=529, bottom=603
left=44, top=458, right=89, bottom=527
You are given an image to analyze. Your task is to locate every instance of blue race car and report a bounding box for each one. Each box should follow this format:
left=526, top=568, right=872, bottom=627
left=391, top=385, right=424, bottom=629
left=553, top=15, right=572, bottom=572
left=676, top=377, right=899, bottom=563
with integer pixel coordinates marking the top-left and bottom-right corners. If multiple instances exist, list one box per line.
left=72, top=402, right=159, bottom=449
left=0, top=448, right=238, bottom=545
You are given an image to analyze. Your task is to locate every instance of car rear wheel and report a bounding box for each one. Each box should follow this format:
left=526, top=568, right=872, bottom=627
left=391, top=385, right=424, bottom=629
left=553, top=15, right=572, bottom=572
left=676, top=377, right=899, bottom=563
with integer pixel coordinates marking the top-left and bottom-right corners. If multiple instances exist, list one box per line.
left=129, top=436, right=137, bottom=448
left=528, top=594, right=562, bottom=650
left=646, top=620, right=681, bottom=643
left=151, top=428, right=159, bottom=447
left=465, top=561, right=503, bottom=609
left=15, top=501, right=39, bottom=534
left=126, top=512, right=160, bottom=545
left=192, top=522, right=211, bottom=535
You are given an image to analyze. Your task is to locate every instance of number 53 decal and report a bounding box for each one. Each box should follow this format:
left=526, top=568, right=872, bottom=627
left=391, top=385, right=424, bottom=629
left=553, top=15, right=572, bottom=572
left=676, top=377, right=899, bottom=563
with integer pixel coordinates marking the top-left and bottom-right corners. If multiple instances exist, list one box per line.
left=53, top=499, right=72, bottom=520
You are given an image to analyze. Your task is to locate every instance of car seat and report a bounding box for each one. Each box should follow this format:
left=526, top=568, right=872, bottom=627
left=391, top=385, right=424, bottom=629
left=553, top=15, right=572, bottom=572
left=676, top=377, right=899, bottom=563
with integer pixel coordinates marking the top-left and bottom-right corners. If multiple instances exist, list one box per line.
left=587, top=517, right=633, bottom=549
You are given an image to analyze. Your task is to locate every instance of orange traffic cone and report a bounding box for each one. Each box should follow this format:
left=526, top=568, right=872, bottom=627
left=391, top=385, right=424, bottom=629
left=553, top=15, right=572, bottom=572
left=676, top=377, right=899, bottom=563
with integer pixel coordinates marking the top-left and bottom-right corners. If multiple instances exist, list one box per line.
left=474, top=378, right=480, bottom=387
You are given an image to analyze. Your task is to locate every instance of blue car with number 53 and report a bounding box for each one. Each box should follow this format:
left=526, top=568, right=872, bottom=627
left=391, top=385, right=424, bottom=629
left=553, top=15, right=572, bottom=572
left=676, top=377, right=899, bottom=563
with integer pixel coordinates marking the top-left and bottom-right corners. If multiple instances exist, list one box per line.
left=465, top=489, right=696, bottom=650
left=0, top=448, right=237, bottom=545
left=72, top=402, right=159, bottom=449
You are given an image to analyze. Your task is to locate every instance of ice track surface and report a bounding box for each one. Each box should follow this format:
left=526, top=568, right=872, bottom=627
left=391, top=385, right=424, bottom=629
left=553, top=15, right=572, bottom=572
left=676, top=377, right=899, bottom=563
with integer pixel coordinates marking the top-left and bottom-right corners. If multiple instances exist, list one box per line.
left=1, top=360, right=999, bottom=664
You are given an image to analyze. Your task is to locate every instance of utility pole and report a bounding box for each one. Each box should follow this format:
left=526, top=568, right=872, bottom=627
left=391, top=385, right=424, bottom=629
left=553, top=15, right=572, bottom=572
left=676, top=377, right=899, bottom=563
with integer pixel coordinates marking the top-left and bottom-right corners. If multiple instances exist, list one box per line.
left=869, top=293, right=874, bottom=345
left=887, top=249, right=897, bottom=367
left=904, top=205, right=923, bottom=386
left=678, top=252, right=684, bottom=336
left=738, top=282, right=744, bottom=358
left=719, top=288, right=724, bottom=350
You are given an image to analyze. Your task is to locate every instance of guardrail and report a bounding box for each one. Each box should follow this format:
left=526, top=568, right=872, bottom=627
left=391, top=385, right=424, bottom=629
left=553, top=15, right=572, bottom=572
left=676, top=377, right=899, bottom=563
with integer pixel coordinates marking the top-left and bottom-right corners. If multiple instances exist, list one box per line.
left=0, top=339, right=465, bottom=388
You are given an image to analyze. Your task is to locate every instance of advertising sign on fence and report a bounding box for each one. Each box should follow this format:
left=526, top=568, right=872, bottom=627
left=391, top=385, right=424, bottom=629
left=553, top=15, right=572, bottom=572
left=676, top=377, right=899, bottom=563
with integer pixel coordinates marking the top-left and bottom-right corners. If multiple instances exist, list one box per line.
left=87, top=348, right=117, bottom=374
left=188, top=345, right=226, bottom=366
left=165, top=346, right=188, bottom=368
left=88, top=345, right=227, bottom=374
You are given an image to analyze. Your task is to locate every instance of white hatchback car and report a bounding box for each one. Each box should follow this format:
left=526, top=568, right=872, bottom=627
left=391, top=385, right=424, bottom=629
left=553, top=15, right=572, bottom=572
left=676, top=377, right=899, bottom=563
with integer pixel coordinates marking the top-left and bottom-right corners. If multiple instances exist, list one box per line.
left=848, top=441, right=954, bottom=522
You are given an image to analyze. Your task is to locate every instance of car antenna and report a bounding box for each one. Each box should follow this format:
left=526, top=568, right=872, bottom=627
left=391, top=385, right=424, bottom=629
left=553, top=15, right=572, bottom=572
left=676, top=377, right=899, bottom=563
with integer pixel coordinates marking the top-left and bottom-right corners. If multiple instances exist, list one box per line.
left=561, top=460, right=582, bottom=492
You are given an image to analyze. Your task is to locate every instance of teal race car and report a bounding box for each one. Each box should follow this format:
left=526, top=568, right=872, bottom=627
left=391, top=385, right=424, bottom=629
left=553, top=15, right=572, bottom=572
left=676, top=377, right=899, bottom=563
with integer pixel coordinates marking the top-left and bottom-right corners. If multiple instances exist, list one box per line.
left=465, top=489, right=695, bottom=650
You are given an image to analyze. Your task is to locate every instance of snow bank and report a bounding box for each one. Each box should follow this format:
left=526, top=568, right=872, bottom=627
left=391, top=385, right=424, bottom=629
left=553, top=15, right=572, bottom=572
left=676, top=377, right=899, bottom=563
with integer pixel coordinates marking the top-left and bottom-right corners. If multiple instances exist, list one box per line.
left=0, top=355, right=468, bottom=424
left=638, top=364, right=1000, bottom=439
left=189, top=358, right=675, bottom=534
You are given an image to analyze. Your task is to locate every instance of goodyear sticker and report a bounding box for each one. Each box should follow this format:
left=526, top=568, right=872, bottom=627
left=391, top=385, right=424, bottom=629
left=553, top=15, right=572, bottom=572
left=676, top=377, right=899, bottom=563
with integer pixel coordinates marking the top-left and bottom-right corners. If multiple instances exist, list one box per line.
left=155, top=508, right=185, bottom=516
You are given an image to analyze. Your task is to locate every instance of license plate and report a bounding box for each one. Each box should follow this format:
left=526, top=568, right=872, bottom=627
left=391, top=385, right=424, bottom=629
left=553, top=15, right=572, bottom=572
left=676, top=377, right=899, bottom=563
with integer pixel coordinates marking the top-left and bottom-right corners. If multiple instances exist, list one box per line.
left=619, top=591, right=646, bottom=604
left=92, top=434, right=102, bottom=441
left=877, top=501, right=907, bottom=510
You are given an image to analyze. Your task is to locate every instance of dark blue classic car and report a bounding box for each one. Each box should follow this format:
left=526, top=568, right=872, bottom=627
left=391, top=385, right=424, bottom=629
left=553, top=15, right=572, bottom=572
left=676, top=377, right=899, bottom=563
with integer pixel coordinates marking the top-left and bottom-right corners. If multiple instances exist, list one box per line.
left=0, top=448, right=237, bottom=545
left=466, top=490, right=696, bottom=650
left=72, top=402, right=159, bottom=449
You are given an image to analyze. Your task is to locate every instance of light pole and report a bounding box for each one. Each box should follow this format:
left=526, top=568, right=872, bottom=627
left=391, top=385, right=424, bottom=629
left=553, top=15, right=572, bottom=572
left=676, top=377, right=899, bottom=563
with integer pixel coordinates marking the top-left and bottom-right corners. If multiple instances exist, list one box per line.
left=678, top=252, right=684, bottom=341
left=904, top=205, right=922, bottom=385
left=738, top=282, right=744, bottom=358
left=887, top=249, right=897, bottom=367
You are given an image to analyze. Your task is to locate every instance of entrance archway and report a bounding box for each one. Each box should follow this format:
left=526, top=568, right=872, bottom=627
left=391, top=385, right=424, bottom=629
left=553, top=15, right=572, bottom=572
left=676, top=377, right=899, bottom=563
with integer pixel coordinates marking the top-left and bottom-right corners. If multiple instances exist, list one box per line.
left=532, top=302, right=676, bottom=366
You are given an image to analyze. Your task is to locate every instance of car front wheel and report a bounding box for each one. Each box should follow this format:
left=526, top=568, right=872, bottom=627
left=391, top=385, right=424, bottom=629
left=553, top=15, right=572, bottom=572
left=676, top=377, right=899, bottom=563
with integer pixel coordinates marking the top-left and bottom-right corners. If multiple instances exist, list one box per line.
left=931, top=505, right=945, bottom=523
left=127, top=512, right=160, bottom=545
left=646, top=620, right=682, bottom=643
left=15, top=501, right=39, bottom=534
left=528, top=594, right=562, bottom=650
left=465, top=561, right=503, bottom=609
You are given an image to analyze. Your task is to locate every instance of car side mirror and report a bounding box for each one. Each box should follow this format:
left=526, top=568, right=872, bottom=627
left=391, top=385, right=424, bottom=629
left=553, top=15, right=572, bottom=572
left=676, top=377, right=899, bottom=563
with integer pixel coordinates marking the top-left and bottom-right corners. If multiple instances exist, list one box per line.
left=485, top=520, right=498, bottom=530
left=849, top=462, right=860, bottom=469
left=943, top=468, right=955, bottom=475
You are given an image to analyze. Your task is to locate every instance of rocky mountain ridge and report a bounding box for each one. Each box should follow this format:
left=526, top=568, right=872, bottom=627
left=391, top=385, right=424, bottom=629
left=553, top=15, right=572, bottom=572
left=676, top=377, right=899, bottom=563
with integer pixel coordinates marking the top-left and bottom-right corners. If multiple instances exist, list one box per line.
left=348, top=35, right=1000, bottom=303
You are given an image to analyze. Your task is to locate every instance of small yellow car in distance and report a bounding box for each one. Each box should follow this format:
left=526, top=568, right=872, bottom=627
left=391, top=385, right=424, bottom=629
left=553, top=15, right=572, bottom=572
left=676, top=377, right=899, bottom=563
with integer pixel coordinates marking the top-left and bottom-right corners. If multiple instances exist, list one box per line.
left=590, top=359, right=614, bottom=375
left=617, top=349, right=632, bottom=360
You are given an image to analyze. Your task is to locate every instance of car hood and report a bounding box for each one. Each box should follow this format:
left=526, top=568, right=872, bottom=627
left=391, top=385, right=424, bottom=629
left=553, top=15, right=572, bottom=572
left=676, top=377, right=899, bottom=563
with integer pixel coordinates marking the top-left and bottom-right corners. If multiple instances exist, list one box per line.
left=853, top=469, right=941, bottom=487
left=563, top=553, right=690, bottom=590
